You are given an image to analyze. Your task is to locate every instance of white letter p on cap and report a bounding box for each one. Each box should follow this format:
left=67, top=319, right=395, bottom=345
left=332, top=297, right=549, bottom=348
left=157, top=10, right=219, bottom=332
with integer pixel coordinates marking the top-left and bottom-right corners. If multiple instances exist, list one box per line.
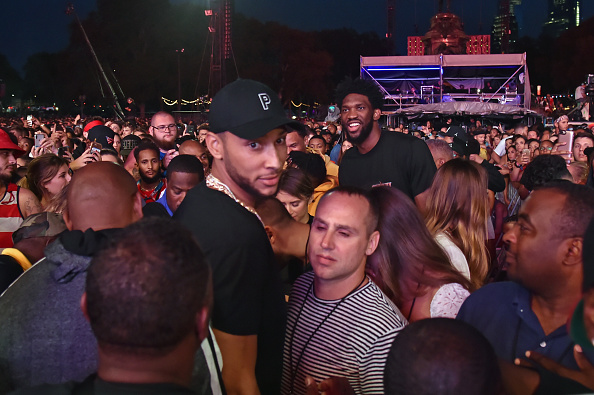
left=258, top=93, right=271, bottom=110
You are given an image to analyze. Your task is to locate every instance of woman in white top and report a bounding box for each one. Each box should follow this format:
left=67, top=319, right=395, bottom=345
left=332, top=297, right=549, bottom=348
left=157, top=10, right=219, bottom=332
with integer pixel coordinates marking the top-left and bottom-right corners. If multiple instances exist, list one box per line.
left=425, top=159, right=490, bottom=290
left=367, top=186, right=472, bottom=322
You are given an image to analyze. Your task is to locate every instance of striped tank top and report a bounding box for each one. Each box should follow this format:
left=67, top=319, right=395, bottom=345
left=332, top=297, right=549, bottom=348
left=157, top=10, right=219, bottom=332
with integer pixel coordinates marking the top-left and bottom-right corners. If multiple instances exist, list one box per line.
left=0, top=184, right=23, bottom=248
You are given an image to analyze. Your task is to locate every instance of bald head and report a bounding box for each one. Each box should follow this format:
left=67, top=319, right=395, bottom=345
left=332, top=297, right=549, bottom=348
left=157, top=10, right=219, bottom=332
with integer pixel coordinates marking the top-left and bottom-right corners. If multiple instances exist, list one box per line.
left=426, top=139, right=453, bottom=169
left=179, top=140, right=206, bottom=157
left=179, top=140, right=209, bottom=170
left=256, top=197, right=294, bottom=229
left=65, top=162, right=142, bottom=231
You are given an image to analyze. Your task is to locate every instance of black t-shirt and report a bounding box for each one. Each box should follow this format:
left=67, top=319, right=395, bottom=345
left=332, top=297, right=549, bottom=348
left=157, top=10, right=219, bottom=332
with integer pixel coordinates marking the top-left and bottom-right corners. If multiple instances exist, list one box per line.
left=173, top=182, right=286, bottom=394
left=339, top=132, right=437, bottom=200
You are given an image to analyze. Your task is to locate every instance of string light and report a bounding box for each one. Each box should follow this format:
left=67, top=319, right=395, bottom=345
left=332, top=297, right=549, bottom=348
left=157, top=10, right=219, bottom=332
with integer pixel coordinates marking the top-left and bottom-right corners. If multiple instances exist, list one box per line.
left=161, top=97, right=212, bottom=106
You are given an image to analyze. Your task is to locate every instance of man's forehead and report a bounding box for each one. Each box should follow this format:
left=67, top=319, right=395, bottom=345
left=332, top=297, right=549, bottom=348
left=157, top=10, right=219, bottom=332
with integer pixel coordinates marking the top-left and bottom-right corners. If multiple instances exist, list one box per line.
left=317, top=193, right=369, bottom=225
left=138, top=150, right=159, bottom=160
left=520, top=189, right=565, bottom=223
left=152, top=115, right=174, bottom=125
left=342, top=93, right=371, bottom=106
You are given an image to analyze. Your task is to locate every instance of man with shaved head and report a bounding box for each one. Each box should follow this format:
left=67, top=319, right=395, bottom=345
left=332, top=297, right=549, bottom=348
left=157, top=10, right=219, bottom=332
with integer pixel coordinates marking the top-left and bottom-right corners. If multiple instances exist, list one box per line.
left=150, top=111, right=179, bottom=170
left=0, top=162, right=143, bottom=392
left=179, top=139, right=211, bottom=174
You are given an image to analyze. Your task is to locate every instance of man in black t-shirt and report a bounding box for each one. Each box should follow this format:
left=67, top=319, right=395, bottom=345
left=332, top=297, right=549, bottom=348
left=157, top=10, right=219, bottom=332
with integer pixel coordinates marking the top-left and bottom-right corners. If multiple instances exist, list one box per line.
left=336, top=78, right=436, bottom=209
left=174, top=79, right=304, bottom=395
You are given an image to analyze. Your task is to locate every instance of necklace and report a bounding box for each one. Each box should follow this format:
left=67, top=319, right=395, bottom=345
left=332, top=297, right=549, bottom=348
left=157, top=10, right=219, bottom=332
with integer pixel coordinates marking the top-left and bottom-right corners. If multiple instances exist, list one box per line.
left=205, top=174, right=264, bottom=225
left=287, top=275, right=367, bottom=394
left=137, top=179, right=165, bottom=202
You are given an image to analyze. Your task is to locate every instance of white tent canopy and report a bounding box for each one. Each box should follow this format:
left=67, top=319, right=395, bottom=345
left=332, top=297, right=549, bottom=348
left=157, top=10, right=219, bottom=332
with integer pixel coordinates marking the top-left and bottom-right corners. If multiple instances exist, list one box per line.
left=395, top=102, right=537, bottom=116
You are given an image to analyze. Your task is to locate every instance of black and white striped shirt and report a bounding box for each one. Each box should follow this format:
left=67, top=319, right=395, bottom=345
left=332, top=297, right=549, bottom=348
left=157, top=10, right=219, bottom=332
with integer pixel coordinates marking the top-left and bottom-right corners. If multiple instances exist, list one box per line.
left=281, top=271, right=407, bottom=394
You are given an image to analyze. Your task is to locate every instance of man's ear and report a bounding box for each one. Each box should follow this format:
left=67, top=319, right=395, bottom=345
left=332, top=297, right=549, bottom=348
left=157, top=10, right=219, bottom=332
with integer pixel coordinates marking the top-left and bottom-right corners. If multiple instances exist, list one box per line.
left=373, top=108, right=381, bottom=121
left=80, top=292, right=90, bottom=322
left=365, top=230, right=380, bottom=256
left=264, top=225, right=276, bottom=245
left=562, top=238, right=583, bottom=267
left=133, top=191, right=144, bottom=221
left=194, top=306, right=210, bottom=343
left=205, top=132, right=223, bottom=160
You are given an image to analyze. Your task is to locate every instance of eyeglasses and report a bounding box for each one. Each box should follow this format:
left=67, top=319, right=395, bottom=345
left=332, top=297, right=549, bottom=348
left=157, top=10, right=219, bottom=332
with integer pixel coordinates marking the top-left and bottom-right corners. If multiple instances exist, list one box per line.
left=539, top=147, right=553, bottom=152
left=151, top=124, right=177, bottom=132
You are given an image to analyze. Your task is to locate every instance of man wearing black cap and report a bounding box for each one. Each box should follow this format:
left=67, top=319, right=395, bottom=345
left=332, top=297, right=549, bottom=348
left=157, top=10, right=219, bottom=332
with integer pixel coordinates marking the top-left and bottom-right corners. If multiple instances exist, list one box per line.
left=335, top=78, right=436, bottom=209
left=0, top=129, right=41, bottom=248
left=174, top=79, right=303, bottom=394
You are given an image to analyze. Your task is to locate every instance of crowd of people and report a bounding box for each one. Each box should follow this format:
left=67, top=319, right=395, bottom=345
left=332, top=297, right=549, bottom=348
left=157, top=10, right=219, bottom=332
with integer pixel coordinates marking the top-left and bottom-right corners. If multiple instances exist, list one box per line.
left=0, top=77, right=593, bottom=395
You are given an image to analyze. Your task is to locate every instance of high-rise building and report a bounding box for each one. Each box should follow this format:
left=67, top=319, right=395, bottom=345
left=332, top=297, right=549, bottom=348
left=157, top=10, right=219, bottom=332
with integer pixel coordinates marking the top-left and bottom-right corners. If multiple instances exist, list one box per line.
left=543, top=0, right=581, bottom=38
left=491, top=0, right=519, bottom=54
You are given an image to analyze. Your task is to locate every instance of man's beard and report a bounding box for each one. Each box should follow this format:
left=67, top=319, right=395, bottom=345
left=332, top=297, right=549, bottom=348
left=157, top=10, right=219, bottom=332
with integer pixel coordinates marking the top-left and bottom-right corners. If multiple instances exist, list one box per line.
left=224, top=156, right=279, bottom=202
left=156, top=139, right=175, bottom=151
left=139, top=171, right=161, bottom=185
left=345, top=119, right=373, bottom=146
left=0, top=167, right=15, bottom=183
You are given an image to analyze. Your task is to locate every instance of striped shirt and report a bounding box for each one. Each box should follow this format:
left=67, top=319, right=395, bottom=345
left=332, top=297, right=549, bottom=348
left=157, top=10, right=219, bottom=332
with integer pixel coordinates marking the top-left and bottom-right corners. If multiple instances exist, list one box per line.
left=281, top=271, right=407, bottom=394
left=0, top=184, right=23, bottom=248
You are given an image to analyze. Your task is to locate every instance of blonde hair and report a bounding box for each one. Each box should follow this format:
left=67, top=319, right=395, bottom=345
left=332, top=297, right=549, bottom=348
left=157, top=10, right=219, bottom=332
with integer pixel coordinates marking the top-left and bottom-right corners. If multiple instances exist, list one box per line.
left=425, top=159, right=490, bottom=289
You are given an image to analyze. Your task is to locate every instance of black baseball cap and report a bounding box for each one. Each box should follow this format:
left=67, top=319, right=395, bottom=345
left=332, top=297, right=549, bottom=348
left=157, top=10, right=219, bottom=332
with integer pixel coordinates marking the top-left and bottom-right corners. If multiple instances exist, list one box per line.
left=208, top=79, right=304, bottom=140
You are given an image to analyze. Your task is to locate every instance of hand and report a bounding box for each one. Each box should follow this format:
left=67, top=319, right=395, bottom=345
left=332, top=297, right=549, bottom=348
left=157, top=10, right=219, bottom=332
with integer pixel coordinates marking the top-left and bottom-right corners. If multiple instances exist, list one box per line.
left=62, top=151, right=73, bottom=163
left=74, top=114, right=81, bottom=123
left=305, top=376, right=355, bottom=395
left=515, top=346, right=594, bottom=390
left=468, top=154, right=484, bottom=165
left=39, top=137, right=59, bottom=155
left=552, top=141, right=571, bottom=158
left=31, top=116, right=41, bottom=127
left=162, top=149, right=178, bottom=169
left=70, top=148, right=99, bottom=171
left=30, top=146, right=44, bottom=158
left=518, top=153, right=530, bottom=166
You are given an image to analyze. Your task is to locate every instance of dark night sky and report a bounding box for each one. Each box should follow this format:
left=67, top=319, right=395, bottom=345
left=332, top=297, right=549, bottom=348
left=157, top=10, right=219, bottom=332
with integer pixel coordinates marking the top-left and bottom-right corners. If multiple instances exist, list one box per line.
left=2, top=0, right=593, bottom=75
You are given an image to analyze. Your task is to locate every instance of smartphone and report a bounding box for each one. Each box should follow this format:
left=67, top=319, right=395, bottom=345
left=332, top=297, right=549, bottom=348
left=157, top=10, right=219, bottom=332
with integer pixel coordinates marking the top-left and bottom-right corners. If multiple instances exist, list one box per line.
left=557, top=130, right=574, bottom=163
left=27, top=115, right=33, bottom=127
left=57, top=147, right=67, bottom=157
left=522, top=148, right=530, bottom=158
left=90, top=141, right=102, bottom=154
left=34, top=133, right=44, bottom=148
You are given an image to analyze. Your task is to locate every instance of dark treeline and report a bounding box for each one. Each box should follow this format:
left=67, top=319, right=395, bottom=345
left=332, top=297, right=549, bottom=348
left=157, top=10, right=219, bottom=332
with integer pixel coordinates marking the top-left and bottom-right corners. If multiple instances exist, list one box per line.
left=0, top=0, right=387, bottom=113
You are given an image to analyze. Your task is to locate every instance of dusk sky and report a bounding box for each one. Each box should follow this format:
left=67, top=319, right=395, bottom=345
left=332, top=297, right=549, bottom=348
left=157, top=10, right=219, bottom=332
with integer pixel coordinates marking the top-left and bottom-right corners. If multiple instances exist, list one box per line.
left=2, top=0, right=593, bottom=75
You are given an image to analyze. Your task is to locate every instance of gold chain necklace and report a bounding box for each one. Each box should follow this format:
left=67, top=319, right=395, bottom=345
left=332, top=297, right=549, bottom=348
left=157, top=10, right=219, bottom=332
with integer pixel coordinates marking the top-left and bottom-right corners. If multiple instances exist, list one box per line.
left=206, top=174, right=264, bottom=226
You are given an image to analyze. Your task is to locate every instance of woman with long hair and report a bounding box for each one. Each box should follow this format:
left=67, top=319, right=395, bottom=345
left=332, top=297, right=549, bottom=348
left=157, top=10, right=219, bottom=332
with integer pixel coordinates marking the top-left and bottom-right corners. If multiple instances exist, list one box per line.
left=275, top=167, right=315, bottom=224
left=19, top=154, right=71, bottom=209
left=368, top=186, right=472, bottom=322
left=424, top=158, right=490, bottom=289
